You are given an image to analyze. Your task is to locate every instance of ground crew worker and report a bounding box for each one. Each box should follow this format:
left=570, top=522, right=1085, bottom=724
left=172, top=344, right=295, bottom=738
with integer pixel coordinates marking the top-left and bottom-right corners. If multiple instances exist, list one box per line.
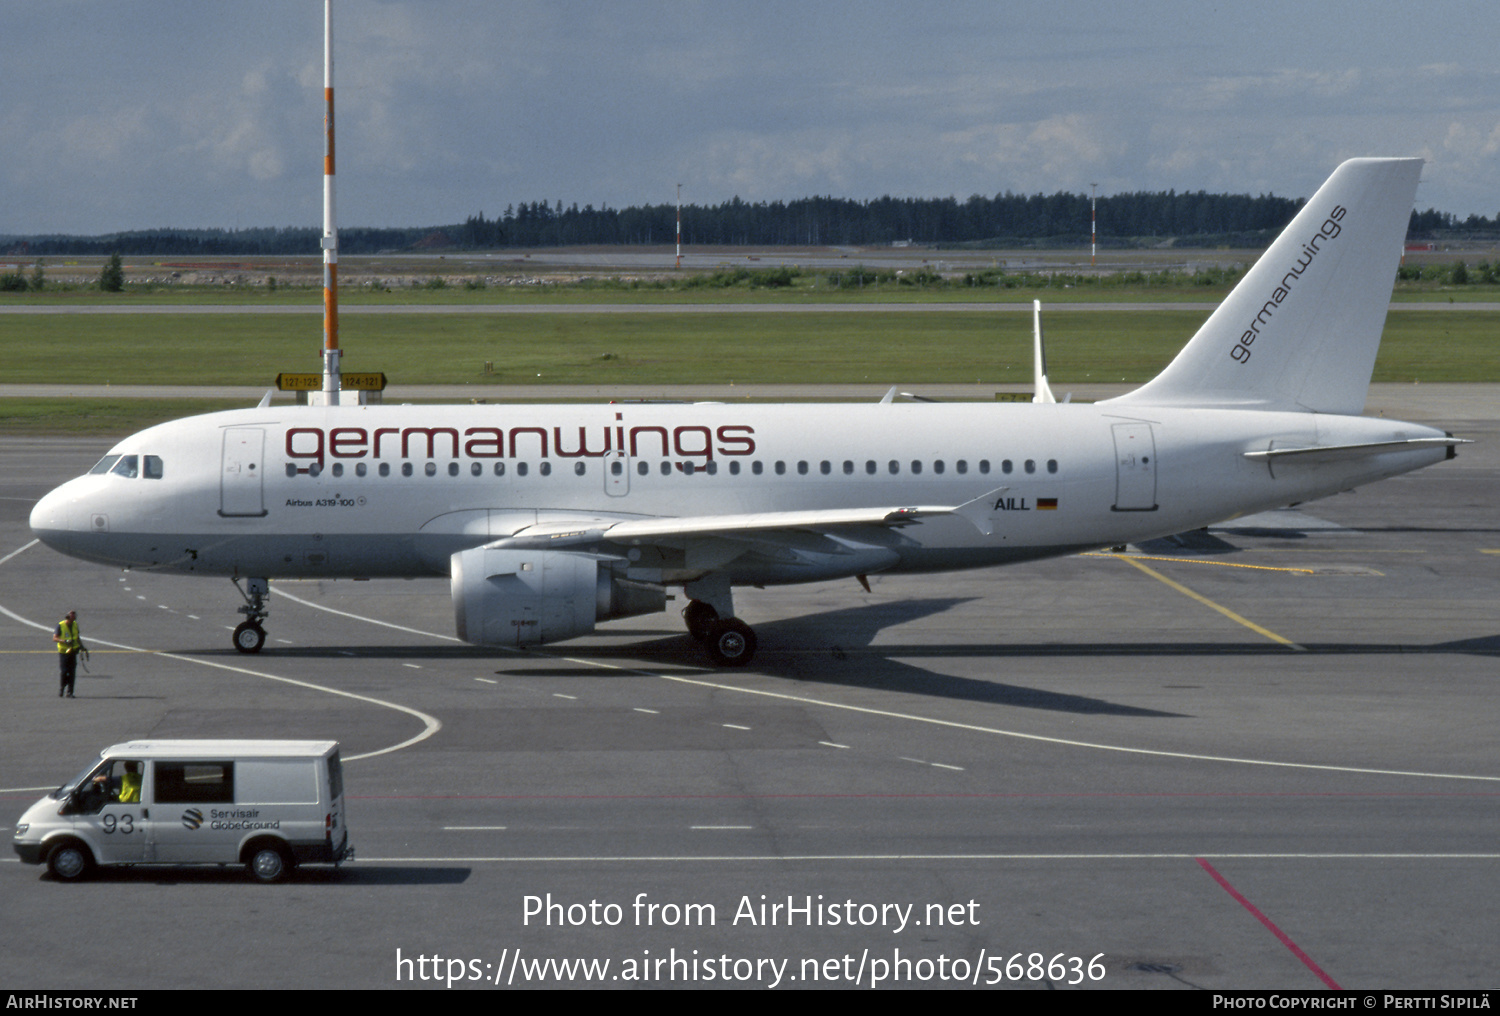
left=54, top=610, right=85, bottom=698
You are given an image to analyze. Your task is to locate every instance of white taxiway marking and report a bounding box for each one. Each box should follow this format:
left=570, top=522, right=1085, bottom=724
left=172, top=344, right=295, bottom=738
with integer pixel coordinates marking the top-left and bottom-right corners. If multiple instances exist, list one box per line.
left=820, top=742, right=850, bottom=749
left=475, top=677, right=498, bottom=684
left=188, top=559, right=1500, bottom=785
left=350, top=852, right=1500, bottom=864
left=0, top=542, right=442, bottom=763
left=634, top=707, right=659, bottom=714
left=276, top=587, right=465, bottom=642
left=722, top=724, right=751, bottom=730
left=444, top=826, right=507, bottom=831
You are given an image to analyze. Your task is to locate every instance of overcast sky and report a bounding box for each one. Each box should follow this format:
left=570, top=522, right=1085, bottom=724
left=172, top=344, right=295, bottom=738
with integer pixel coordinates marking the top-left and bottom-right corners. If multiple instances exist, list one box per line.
left=4, top=0, right=1497, bottom=235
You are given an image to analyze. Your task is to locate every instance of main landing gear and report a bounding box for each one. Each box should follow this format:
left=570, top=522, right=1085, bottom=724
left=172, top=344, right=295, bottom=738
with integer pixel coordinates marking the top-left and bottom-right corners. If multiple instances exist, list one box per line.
left=682, top=598, right=757, bottom=667
left=231, top=577, right=270, bottom=654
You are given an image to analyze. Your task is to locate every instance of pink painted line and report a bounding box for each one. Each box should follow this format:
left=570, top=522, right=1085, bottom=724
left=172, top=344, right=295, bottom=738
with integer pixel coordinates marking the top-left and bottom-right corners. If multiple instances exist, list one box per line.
left=1197, top=857, right=1341, bottom=990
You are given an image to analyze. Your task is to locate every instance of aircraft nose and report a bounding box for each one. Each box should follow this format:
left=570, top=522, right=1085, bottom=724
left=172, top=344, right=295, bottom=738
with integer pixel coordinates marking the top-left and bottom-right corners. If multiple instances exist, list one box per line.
left=29, top=482, right=78, bottom=549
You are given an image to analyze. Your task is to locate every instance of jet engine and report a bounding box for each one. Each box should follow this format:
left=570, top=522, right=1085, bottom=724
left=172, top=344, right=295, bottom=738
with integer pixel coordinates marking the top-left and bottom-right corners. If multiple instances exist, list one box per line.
left=450, top=547, right=665, bottom=646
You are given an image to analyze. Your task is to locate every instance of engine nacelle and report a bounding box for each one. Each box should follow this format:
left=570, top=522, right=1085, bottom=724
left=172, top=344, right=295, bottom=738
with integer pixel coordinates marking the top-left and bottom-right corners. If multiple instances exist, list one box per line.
left=451, top=547, right=665, bottom=646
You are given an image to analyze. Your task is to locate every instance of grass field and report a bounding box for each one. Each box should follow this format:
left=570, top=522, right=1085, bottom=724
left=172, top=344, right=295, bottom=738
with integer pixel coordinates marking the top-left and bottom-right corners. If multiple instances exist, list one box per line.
left=4, top=308, right=1495, bottom=385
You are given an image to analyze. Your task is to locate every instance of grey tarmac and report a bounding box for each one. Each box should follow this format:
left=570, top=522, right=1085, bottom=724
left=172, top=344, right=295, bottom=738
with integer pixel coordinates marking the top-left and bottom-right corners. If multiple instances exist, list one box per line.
left=0, top=392, right=1497, bottom=990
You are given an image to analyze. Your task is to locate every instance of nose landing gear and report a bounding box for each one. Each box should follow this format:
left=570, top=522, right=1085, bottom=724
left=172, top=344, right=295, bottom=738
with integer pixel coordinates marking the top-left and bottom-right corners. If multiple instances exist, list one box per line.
left=231, top=577, right=270, bottom=654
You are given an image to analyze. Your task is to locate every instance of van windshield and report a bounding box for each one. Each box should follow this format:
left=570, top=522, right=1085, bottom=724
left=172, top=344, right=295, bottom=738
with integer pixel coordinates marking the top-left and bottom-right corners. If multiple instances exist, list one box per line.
left=53, top=758, right=108, bottom=798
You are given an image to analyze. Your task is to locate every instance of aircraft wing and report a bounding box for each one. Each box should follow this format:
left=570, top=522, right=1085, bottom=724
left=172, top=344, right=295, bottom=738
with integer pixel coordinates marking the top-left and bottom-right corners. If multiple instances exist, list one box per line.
left=488, top=489, right=1008, bottom=552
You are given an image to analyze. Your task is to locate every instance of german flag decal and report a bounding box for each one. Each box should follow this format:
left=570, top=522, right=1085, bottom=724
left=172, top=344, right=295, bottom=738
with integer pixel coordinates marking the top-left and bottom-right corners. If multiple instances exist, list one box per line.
left=1037, top=498, right=1059, bottom=510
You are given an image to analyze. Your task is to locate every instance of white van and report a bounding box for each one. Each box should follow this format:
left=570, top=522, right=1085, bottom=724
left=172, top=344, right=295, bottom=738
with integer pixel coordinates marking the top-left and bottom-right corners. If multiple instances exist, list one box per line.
left=12, top=740, right=352, bottom=883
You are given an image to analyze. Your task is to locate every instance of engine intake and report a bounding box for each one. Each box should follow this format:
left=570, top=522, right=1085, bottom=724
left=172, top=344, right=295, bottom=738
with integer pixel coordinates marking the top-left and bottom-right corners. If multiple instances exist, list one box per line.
left=451, top=547, right=665, bottom=646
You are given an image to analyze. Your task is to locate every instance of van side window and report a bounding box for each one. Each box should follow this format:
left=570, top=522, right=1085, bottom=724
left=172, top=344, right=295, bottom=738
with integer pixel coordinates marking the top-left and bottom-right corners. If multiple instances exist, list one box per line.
left=155, top=761, right=235, bottom=804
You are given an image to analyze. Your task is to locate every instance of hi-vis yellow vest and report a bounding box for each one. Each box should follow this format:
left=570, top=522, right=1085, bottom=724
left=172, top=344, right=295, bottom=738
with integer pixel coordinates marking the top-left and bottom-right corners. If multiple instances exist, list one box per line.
left=56, top=619, right=79, bottom=653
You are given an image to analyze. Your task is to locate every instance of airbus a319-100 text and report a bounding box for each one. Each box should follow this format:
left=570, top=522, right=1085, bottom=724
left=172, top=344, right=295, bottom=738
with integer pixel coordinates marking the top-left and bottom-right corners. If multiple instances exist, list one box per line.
left=30, top=158, right=1460, bottom=666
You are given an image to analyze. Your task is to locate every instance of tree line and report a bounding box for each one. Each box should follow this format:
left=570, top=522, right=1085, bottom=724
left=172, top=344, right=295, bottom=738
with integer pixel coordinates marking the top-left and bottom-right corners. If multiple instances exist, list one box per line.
left=5, top=191, right=1497, bottom=256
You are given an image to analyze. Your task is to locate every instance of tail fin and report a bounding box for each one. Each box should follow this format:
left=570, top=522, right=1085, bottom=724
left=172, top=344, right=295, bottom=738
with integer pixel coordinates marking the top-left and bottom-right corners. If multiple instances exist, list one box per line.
left=1105, top=158, right=1422, bottom=414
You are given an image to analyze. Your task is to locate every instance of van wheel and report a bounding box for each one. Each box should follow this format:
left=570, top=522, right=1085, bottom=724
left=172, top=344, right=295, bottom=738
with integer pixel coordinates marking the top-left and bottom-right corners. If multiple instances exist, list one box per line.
left=47, top=842, right=93, bottom=881
left=248, top=845, right=292, bottom=883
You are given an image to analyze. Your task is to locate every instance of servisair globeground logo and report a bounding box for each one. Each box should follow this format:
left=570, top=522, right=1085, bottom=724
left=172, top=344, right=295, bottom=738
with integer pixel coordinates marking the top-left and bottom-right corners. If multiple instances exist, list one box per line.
left=181, top=808, right=204, bottom=830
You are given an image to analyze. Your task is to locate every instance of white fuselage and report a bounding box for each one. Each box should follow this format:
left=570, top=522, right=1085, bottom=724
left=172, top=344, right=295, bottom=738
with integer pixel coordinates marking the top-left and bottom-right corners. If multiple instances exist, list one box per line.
left=29, top=400, right=1450, bottom=588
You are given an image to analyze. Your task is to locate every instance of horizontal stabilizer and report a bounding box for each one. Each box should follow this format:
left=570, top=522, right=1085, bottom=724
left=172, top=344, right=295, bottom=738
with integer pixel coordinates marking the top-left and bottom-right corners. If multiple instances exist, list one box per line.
left=1243, top=436, right=1467, bottom=463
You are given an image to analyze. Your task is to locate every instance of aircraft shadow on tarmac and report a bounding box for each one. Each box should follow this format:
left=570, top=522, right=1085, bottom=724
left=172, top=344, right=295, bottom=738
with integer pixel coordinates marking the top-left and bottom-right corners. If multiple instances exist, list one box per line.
left=174, top=598, right=1498, bottom=722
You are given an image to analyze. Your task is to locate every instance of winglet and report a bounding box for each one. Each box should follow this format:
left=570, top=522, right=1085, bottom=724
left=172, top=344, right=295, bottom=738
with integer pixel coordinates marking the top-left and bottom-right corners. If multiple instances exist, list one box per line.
left=1032, top=299, right=1057, bottom=404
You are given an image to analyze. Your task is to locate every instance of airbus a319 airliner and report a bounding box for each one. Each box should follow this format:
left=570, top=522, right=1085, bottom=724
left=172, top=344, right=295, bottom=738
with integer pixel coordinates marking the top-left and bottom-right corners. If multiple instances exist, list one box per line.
left=30, top=158, right=1460, bottom=666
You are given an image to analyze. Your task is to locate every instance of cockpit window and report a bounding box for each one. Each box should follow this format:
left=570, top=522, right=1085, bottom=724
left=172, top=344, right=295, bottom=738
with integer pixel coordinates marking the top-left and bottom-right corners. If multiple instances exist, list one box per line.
left=89, top=455, right=122, bottom=475
left=144, top=455, right=164, bottom=479
left=109, top=455, right=140, bottom=478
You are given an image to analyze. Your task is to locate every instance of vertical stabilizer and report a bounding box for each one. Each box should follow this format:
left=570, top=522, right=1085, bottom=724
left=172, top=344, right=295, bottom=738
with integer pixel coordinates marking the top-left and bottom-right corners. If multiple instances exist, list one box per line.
left=1105, top=158, right=1421, bottom=414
